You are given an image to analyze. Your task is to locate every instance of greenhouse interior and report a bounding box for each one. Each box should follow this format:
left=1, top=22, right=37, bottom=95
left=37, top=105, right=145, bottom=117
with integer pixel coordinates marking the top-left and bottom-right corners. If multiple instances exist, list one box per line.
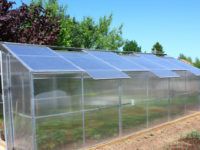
left=0, top=42, right=200, bottom=150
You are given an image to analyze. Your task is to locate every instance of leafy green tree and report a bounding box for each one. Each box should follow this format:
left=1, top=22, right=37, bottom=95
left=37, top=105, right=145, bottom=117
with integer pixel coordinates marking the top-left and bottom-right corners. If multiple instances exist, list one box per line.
left=95, top=15, right=124, bottom=50
left=123, top=40, right=141, bottom=52
left=152, top=42, right=165, bottom=56
left=3, top=0, right=124, bottom=49
left=56, top=11, right=124, bottom=49
left=194, top=58, right=200, bottom=68
left=178, top=53, right=192, bottom=64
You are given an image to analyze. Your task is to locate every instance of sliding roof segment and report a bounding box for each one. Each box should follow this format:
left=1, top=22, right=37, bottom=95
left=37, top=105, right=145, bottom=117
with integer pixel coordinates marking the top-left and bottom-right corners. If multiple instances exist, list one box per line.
left=2, top=43, right=82, bottom=73
left=137, top=54, right=200, bottom=76
left=85, top=50, right=148, bottom=71
left=164, top=57, right=200, bottom=76
left=137, top=54, right=186, bottom=70
left=122, top=55, right=180, bottom=78
left=85, top=50, right=179, bottom=78
left=58, top=52, right=130, bottom=79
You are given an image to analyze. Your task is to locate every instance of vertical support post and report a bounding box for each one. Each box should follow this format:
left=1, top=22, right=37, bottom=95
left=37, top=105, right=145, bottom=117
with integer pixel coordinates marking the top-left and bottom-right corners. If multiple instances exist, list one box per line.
left=184, top=71, right=187, bottom=114
left=21, top=76, right=25, bottom=113
left=1, top=52, right=9, bottom=149
left=198, top=76, right=200, bottom=111
left=81, top=73, right=85, bottom=146
left=146, top=74, right=149, bottom=128
left=30, top=73, right=37, bottom=150
left=118, top=79, right=122, bottom=136
left=167, top=78, right=171, bottom=121
left=52, top=77, right=58, bottom=111
left=7, top=54, right=15, bottom=148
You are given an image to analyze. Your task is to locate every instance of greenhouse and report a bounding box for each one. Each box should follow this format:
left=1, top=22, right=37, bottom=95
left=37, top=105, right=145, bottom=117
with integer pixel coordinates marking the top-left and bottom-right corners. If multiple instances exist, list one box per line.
left=0, top=42, right=200, bottom=150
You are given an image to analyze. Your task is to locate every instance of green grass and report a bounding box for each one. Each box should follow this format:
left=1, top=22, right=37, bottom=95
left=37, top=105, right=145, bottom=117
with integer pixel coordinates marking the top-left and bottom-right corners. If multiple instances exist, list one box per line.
left=185, top=131, right=200, bottom=139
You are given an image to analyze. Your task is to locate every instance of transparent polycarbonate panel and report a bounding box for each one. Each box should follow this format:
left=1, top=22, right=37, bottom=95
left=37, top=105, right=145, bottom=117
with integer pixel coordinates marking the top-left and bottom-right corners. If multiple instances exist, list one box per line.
left=58, top=52, right=130, bottom=79
left=165, top=57, right=200, bottom=76
left=85, top=51, right=148, bottom=71
left=3, top=43, right=56, bottom=56
left=10, top=56, right=31, bottom=115
left=1, top=52, right=13, bottom=149
left=170, top=94, right=186, bottom=120
left=18, top=56, right=81, bottom=72
left=1, top=53, right=33, bottom=149
left=84, top=79, right=119, bottom=110
left=186, top=72, right=200, bottom=94
left=0, top=101, right=3, bottom=131
left=12, top=115, right=33, bottom=150
left=150, top=70, right=180, bottom=78
left=148, top=77, right=169, bottom=100
left=36, top=113, right=83, bottom=150
left=85, top=107, right=119, bottom=146
left=34, top=75, right=82, bottom=116
left=121, top=101, right=147, bottom=135
left=171, top=71, right=187, bottom=97
left=122, top=72, right=148, bottom=101
left=138, top=54, right=186, bottom=70
left=123, top=55, right=180, bottom=78
left=123, top=55, right=165, bottom=70
left=2, top=43, right=82, bottom=72
left=185, top=93, right=200, bottom=112
left=0, top=76, right=3, bottom=133
left=148, top=99, right=169, bottom=127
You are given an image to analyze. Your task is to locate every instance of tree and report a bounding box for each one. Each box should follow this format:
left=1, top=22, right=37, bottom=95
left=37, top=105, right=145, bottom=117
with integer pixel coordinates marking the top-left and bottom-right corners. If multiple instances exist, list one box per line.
left=123, top=40, right=141, bottom=52
left=0, top=0, right=60, bottom=45
left=1, top=0, right=124, bottom=49
left=57, top=12, right=124, bottom=50
left=194, top=58, right=200, bottom=68
left=178, top=53, right=192, bottom=64
left=151, top=42, right=165, bottom=56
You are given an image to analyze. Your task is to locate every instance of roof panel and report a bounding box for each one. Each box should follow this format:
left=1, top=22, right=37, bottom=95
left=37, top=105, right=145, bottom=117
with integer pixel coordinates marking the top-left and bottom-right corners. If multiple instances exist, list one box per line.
left=123, top=55, right=165, bottom=70
left=150, top=70, right=180, bottom=78
left=3, top=43, right=56, bottom=56
left=85, top=50, right=148, bottom=71
left=123, top=55, right=180, bottom=78
left=18, top=56, right=81, bottom=72
left=164, top=57, right=200, bottom=76
left=137, top=54, right=186, bottom=70
left=2, top=43, right=82, bottom=72
left=58, top=52, right=130, bottom=79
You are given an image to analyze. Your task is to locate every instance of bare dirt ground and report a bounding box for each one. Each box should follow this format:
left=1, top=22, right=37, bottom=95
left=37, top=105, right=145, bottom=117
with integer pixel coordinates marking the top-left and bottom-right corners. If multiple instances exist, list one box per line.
left=89, top=111, right=200, bottom=150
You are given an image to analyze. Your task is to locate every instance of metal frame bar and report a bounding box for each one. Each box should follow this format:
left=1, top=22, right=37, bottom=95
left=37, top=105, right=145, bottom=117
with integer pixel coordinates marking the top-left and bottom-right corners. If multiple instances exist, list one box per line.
left=81, top=73, right=86, bottom=146
left=30, top=73, right=37, bottom=150
left=184, top=71, right=187, bottom=113
left=8, top=54, right=15, bottom=148
left=146, top=73, right=149, bottom=128
left=118, top=79, right=122, bottom=136
left=167, top=78, right=171, bottom=121
left=0, top=51, right=8, bottom=149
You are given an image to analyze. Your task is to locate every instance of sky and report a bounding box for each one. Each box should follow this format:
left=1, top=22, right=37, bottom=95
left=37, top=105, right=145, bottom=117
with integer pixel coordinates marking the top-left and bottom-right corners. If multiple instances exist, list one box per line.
left=15, top=0, right=200, bottom=59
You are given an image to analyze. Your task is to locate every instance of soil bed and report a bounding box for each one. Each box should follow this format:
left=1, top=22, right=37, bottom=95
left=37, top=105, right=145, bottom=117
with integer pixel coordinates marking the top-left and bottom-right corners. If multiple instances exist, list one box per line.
left=89, top=111, right=200, bottom=150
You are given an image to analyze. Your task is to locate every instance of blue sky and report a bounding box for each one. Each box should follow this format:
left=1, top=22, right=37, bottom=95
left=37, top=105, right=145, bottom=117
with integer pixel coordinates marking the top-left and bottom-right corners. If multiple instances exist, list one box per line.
left=15, top=0, right=200, bottom=59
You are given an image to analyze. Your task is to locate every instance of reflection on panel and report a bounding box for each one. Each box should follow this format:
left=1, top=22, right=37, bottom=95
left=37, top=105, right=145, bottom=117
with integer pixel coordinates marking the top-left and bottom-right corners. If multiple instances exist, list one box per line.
left=84, top=79, right=119, bottom=110
left=34, top=76, right=81, bottom=116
